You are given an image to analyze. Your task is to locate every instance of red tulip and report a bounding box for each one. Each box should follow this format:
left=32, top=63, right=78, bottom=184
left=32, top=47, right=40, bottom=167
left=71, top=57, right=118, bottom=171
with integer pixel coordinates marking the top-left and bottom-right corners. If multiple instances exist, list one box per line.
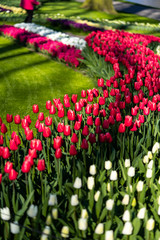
left=95, top=117, right=101, bottom=126
left=105, top=132, right=113, bottom=143
left=55, top=148, right=62, bottom=159
left=13, top=134, right=21, bottom=146
left=103, top=89, right=109, bottom=98
left=125, top=95, right=131, bottom=104
left=14, top=115, right=21, bottom=124
left=87, top=116, right=93, bottom=126
left=124, top=115, right=132, bottom=127
left=26, top=129, right=34, bottom=141
left=74, top=121, right=81, bottom=131
left=43, top=127, right=51, bottom=138
left=102, top=119, right=109, bottom=129
left=46, top=100, right=52, bottom=110
left=89, top=133, right=96, bottom=144
left=130, top=123, right=137, bottom=132
left=81, top=90, right=86, bottom=98
left=82, top=125, right=89, bottom=136
left=138, top=114, right=145, bottom=123
left=45, top=116, right=52, bottom=126
left=0, top=173, right=2, bottom=184
left=143, top=107, right=150, bottom=115
left=133, top=95, right=139, bottom=104
left=57, top=122, right=64, bottom=133
left=21, top=119, right=29, bottom=129
left=49, top=105, right=56, bottom=115
left=53, top=136, right=62, bottom=149
left=28, top=148, right=37, bottom=159
left=0, top=135, right=3, bottom=145
left=6, top=114, right=13, bottom=123
left=36, top=140, right=43, bottom=151
left=9, top=169, right=18, bottom=181
left=25, top=155, right=34, bottom=166
left=116, top=113, right=122, bottom=122
left=85, top=104, right=92, bottom=114
left=131, top=107, right=138, bottom=116
left=75, top=102, right=82, bottom=112
left=99, top=109, right=106, bottom=117
left=10, top=139, right=18, bottom=151
left=38, top=112, right=44, bottom=121
left=64, top=125, right=71, bottom=136
left=93, top=108, right=99, bottom=116
left=99, top=133, right=106, bottom=143
left=37, top=159, right=45, bottom=171
left=53, top=98, right=61, bottom=108
left=81, top=139, right=88, bottom=149
left=71, top=133, right=78, bottom=143
left=99, top=97, right=105, bottom=105
left=35, top=120, right=40, bottom=129
left=64, top=98, right=71, bottom=108
left=58, top=109, right=65, bottom=118
left=67, top=110, right=75, bottom=121
left=24, top=115, right=31, bottom=125
left=76, top=114, right=82, bottom=122
left=2, top=147, right=10, bottom=159
left=32, top=104, right=39, bottom=113
left=98, top=78, right=104, bottom=87
left=71, top=94, right=77, bottom=103
left=0, top=117, right=2, bottom=126
left=118, top=123, right=125, bottom=133
left=38, top=123, right=45, bottom=132
left=4, top=161, right=13, bottom=173
left=1, top=123, right=7, bottom=134
left=88, top=93, right=93, bottom=102
left=21, top=161, right=31, bottom=173
left=69, top=145, right=77, bottom=155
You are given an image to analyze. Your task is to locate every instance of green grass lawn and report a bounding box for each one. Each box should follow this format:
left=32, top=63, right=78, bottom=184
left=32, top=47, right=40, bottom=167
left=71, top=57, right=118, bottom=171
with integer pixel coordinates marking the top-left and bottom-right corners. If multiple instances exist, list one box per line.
left=0, top=36, right=96, bottom=122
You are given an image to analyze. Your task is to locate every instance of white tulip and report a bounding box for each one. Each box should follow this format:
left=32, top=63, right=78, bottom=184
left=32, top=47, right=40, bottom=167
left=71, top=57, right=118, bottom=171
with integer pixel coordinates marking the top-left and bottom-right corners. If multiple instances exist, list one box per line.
left=127, top=167, right=135, bottom=177
left=95, top=223, right=104, bottom=234
left=137, top=207, right=146, bottom=219
left=122, top=210, right=130, bottom=222
left=81, top=209, right=88, bottom=219
left=110, top=171, right=117, bottom=181
left=94, top=191, right=100, bottom=202
left=10, top=221, right=20, bottom=234
left=148, top=160, right=153, bottom=169
left=61, top=226, right=69, bottom=238
left=106, top=199, right=114, bottom=211
left=125, top=159, right=130, bottom=168
left=87, top=176, right=94, bottom=190
left=152, top=142, right=160, bottom=154
left=136, top=181, right=144, bottom=192
left=71, top=194, right=79, bottom=206
left=48, top=194, right=57, bottom=206
left=107, top=183, right=111, bottom=192
left=105, top=230, right=114, bottom=240
left=146, top=168, right=152, bottom=178
left=126, top=184, right=133, bottom=193
left=146, top=218, right=155, bottom=231
left=52, top=208, right=58, bottom=219
left=41, top=226, right=50, bottom=240
left=89, top=165, right=96, bottom=175
left=105, top=161, right=112, bottom=170
left=122, top=222, right=133, bottom=235
left=122, top=194, right=129, bottom=205
left=78, top=218, right=88, bottom=231
left=27, top=204, right=38, bottom=218
left=0, top=207, right=11, bottom=221
left=143, top=155, right=149, bottom=164
left=73, top=177, right=82, bottom=189
left=147, top=151, right=152, bottom=159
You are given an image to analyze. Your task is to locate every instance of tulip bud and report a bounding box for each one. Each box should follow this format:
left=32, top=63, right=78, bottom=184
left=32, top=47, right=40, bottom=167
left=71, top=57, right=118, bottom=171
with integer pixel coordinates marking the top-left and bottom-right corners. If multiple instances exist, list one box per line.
left=105, top=161, right=112, bottom=170
left=122, top=210, right=130, bottom=222
left=61, top=226, right=69, bottom=238
left=73, top=177, right=82, bottom=189
left=81, top=209, right=88, bottom=219
left=37, top=159, right=45, bottom=171
left=95, top=223, right=104, bottom=235
left=107, top=183, right=111, bottom=192
left=105, top=230, right=114, bottom=240
left=27, top=204, right=38, bottom=218
left=71, top=194, right=79, bottom=206
left=127, top=167, right=135, bottom=177
left=41, top=226, right=50, bottom=240
left=146, top=168, right=152, bottom=178
left=87, top=176, right=94, bottom=190
left=146, top=218, right=155, bottom=231
left=122, top=222, right=133, bottom=235
left=152, top=142, right=160, bottom=154
left=48, top=194, right=57, bottom=206
left=124, top=159, right=130, bottom=168
left=122, top=194, right=129, bottom=205
left=94, top=191, right=100, bottom=202
left=137, top=207, right=146, bottom=219
left=148, top=160, right=153, bottom=169
left=52, top=208, right=58, bottom=219
left=89, top=165, right=96, bottom=175
left=143, top=155, right=149, bottom=164
left=46, top=214, right=52, bottom=225
left=78, top=218, right=88, bottom=231
left=110, top=170, right=118, bottom=181
left=131, top=198, right=136, bottom=207
left=10, top=221, right=20, bottom=234
left=106, top=199, right=114, bottom=211
left=0, top=207, right=11, bottom=221
left=126, top=184, right=133, bottom=193
left=136, top=181, right=144, bottom=192
left=9, top=169, right=18, bottom=181
left=147, top=151, right=152, bottom=159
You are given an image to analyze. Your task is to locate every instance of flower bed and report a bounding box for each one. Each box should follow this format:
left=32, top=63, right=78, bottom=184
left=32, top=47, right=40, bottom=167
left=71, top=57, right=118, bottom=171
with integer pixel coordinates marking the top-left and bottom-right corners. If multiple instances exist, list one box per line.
left=0, top=6, right=12, bottom=13
left=0, top=27, right=160, bottom=239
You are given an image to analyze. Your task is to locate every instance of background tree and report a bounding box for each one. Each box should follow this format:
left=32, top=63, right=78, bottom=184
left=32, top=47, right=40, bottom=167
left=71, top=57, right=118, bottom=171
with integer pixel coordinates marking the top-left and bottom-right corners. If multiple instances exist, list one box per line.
left=81, top=0, right=117, bottom=14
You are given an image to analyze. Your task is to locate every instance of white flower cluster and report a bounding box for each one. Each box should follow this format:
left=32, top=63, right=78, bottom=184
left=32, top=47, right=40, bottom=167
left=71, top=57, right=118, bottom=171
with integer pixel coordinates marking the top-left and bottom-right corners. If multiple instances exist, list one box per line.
left=14, top=23, right=86, bottom=50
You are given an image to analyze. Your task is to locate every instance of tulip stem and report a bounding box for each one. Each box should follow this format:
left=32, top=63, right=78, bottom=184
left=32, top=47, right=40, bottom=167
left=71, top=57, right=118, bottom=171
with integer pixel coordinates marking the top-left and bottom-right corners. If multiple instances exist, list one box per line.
left=47, top=138, right=51, bottom=174
left=25, top=173, right=29, bottom=197
left=40, top=172, right=44, bottom=203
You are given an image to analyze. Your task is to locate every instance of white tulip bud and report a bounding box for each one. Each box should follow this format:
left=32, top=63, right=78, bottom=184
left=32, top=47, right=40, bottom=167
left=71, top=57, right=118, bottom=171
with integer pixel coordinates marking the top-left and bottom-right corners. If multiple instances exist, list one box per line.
left=146, top=168, right=152, bottom=178
left=158, top=206, right=160, bottom=215
left=126, top=184, right=133, bottom=193
left=105, top=230, right=114, bottom=240
left=105, top=161, right=112, bottom=170
left=137, top=207, right=146, bottom=219
left=78, top=218, right=88, bottom=231
left=152, top=142, right=160, bottom=154
left=71, top=194, right=79, bottom=206
left=61, top=226, right=69, bottom=238
left=27, top=205, right=38, bottom=218
left=127, top=167, right=135, bottom=177
left=122, top=194, right=129, bottom=205
left=41, top=226, right=50, bottom=240
left=136, top=181, right=144, bottom=192
left=81, top=209, right=88, bottom=219
left=106, top=199, right=114, bottom=211
left=52, top=208, right=58, bottom=219
left=94, top=191, right=100, bottom=202
left=48, top=194, right=57, bottom=206
left=0, top=207, right=11, bottom=221
left=10, top=221, right=20, bottom=234
left=73, top=177, right=82, bottom=189
left=46, top=214, right=52, bottom=225
left=143, top=155, right=149, bottom=164
left=95, top=223, right=104, bottom=235
left=125, top=159, right=130, bottom=168
left=110, top=170, right=117, bottom=181
left=147, top=151, right=152, bottom=159
left=107, top=183, right=111, bottom=192
left=89, top=165, right=96, bottom=175
left=87, top=176, right=94, bottom=190
left=122, top=222, right=133, bottom=235
left=146, top=218, right=155, bottom=231
left=122, top=210, right=130, bottom=222
left=148, top=160, right=153, bottom=169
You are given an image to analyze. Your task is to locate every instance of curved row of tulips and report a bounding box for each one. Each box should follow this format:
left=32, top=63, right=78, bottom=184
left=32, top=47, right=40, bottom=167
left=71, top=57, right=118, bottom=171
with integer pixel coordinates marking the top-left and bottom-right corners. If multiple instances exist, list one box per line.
left=0, top=25, right=160, bottom=239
